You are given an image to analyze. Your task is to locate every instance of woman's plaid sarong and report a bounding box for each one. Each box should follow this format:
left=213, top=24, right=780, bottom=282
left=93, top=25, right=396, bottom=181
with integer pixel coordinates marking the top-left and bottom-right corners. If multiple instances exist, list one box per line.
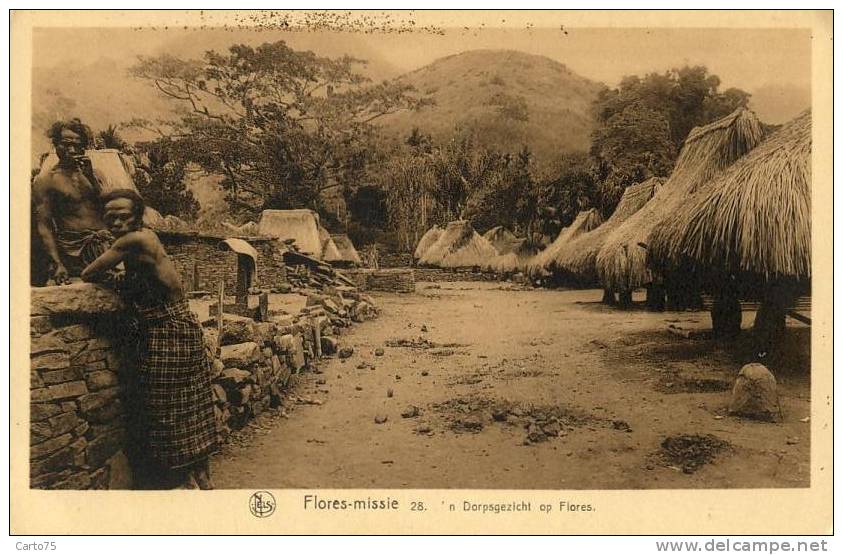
left=135, top=299, right=216, bottom=470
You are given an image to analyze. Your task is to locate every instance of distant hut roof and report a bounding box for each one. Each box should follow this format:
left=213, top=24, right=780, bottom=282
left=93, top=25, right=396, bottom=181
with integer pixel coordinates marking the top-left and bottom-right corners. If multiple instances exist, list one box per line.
left=595, top=108, right=765, bottom=291
left=419, top=220, right=499, bottom=268
left=483, top=226, right=525, bottom=255
left=414, top=225, right=444, bottom=261
left=529, top=208, right=604, bottom=273
left=649, top=110, right=811, bottom=281
left=318, top=225, right=342, bottom=262
left=553, top=177, right=663, bottom=283
left=258, top=209, right=323, bottom=257
left=330, top=234, right=362, bottom=265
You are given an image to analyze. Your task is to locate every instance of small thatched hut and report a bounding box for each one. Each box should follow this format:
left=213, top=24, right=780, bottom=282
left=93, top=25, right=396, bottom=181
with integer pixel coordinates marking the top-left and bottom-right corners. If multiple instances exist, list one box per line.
left=649, top=110, right=810, bottom=340
left=528, top=208, right=604, bottom=275
left=554, top=177, right=663, bottom=286
left=483, top=226, right=525, bottom=255
left=331, top=234, right=363, bottom=266
left=318, top=225, right=342, bottom=262
left=419, top=220, right=499, bottom=268
left=595, top=108, right=765, bottom=303
left=414, top=225, right=443, bottom=261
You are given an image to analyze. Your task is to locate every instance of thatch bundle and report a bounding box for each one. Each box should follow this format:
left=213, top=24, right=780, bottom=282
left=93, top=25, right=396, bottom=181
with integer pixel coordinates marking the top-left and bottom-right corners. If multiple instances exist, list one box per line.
left=553, top=177, right=663, bottom=283
left=419, top=220, right=499, bottom=268
left=649, top=110, right=811, bottom=281
left=528, top=208, right=604, bottom=273
left=595, top=108, right=765, bottom=292
left=413, top=225, right=443, bottom=261
left=330, top=234, right=363, bottom=266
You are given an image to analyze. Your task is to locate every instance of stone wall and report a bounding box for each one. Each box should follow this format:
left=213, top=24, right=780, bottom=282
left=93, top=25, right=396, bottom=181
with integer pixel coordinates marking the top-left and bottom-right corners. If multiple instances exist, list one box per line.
left=158, top=232, right=287, bottom=295
left=341, top=268, right=416, bottom=293
left=30, top=281, right=379, bottom=490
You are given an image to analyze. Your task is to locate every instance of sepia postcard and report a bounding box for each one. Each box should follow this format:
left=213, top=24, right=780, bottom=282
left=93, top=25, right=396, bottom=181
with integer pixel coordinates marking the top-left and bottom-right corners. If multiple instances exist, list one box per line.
left=9, top=9, right=833, bottom=535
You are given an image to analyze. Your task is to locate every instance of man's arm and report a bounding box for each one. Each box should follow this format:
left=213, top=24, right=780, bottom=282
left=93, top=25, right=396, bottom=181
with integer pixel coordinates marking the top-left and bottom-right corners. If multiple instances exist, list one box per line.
left=81, top=234, right=138, bottom=282
left=32, top=177, right=67, bottom=283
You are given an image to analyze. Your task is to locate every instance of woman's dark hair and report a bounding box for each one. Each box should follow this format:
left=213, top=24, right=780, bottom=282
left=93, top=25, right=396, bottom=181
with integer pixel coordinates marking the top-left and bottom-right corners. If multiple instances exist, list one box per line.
left=47, top=118, right=94, bottom=148
left=102, top=189, right=146, bottom=222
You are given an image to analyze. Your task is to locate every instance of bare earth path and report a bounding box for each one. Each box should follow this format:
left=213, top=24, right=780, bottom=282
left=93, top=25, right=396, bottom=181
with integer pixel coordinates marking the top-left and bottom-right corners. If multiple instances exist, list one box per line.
left=211, top=282, right=810, bottom=489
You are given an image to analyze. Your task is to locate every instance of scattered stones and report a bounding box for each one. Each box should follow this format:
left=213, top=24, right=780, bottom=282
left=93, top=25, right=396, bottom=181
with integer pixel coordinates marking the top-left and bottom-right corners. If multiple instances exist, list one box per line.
left=414, top=425, right=432, bottom=434
left=491, top=408, right=508, bottom=422
left=374, top=348, right=385, bottom=357
left=612, top=420, right=632, bottom=432
left=387, top=389, right=394, bottom=398
left=657, top=434, right=730, bottom=474
left=728, top=363, right=779, bottom=421
left=320, top=336, right=338, bottom=356
left=401, top=405, right=421, bottom=418
left=355, top=386, right=363, bottom=391
left=374, top=414, right=388, bottom=424
left=421, top=370, right=429, bottom=377
left=338, top=347, right=354, bottom=359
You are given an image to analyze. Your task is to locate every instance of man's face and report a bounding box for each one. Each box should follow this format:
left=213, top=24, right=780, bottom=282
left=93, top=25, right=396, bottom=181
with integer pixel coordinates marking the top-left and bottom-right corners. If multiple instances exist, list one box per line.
left=104, top=198, right=138, bottom=237
left=55, top=129, right=85, bottom=162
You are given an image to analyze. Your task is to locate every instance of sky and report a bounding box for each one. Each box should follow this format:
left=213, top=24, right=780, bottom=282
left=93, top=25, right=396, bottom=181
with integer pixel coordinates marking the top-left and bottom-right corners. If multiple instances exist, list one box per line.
left=33, top=25, right=811, bottom=93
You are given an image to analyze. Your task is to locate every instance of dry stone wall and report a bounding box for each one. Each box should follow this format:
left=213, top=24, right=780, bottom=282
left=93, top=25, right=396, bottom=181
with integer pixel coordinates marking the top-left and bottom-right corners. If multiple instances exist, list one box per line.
left=30, top=281, right=379, bottom=490
left=158, top=232, right=287, bottom=295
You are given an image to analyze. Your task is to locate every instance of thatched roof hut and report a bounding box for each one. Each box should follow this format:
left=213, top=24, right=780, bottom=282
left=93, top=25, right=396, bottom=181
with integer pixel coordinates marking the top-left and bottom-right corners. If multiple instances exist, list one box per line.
left=414, top=225, right=443, bottom=261
left=419, top=220, right=499, bottom=268
left=528, top=208, right=604, bottom=273
left=330, top=234, right=363, bottom=266
left=595, top=108, right=765, bottom=292
left=258, top=209, right=323, bottom=257
left=649, top=110, right=811, bottom=282
left=483, top=226, right=525, bottom=255
left=553, top=177, right=663, bottom=283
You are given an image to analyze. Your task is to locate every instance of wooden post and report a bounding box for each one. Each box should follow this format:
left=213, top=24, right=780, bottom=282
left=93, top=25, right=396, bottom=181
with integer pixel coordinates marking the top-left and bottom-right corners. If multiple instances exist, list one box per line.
left=235, top=254, right=251, bottom=306
left=216, top=278, right=224, bottom=353
left=192, top=261, right=200, bottom=291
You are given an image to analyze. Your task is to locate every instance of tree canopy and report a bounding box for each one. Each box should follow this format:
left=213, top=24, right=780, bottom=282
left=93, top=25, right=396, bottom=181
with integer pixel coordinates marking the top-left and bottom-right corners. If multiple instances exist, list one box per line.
left=129, top=41, right=429, bottom=219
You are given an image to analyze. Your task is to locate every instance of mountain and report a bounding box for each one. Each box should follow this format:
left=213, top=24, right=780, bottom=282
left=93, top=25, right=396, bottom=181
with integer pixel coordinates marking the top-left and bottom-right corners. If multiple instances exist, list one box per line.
left=376, top=50, right=605, bottom=164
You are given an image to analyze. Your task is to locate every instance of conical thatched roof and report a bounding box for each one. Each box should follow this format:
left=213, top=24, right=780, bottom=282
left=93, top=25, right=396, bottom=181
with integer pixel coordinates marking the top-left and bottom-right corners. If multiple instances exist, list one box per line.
left=529, top=208, right=604, bottom=273
left=483, top=226, right=525, bottom=255
left=553, top=177, right=663, bottom=283
left=38, top=149, right=137, bottom=193
left=595, top=108, right=765, bottom=291
left=331, top=234, right=363, bottom=265
left=414, top=225, right=443, bottom=261
left=258, top=209, right=322, bottom=257
left=649, top=110, right=811, bottom=281
left=419, top=220, right=499, bottom=268
left=318, top=225, right=343, bottom=262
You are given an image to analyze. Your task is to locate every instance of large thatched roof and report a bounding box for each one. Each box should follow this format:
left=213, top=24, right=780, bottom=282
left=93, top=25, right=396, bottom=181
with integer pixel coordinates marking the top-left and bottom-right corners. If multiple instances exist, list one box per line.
left=595, top=108, right=765, bottom=291
left=258, top=209, right=323, bottom=257
left=419, top=220, right=499, bottom=268
left=553, top=177, right=663, bottom=283
left=529, top=208, right=604, bottom=273
left=649, top=110, right=811, bottom=281
left=414, top=225, right=443, bottom=261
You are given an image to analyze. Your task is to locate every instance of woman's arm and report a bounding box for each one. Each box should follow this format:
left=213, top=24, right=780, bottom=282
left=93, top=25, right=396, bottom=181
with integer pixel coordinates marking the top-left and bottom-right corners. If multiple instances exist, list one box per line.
left=81, top=235, right=135, bottom=282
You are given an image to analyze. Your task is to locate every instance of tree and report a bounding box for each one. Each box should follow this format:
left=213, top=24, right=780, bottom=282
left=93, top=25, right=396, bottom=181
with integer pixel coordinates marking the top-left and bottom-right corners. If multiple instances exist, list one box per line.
left=132, top=139, right=200, bottom=220
left=590, top=65, right=750, bottom=213
left=129, top=41, right=428, bottom=219
left=97, top=124, right=127, bottom=150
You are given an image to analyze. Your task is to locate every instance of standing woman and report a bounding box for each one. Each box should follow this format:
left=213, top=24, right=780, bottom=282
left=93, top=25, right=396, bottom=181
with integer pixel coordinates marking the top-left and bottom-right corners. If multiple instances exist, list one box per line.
left=82, top=189, right=216, bottom=489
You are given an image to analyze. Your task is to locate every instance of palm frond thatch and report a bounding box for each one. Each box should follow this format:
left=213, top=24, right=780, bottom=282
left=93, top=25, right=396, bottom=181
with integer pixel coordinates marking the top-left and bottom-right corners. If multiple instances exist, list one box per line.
left=414, top=225, right=443, bottom=261
left=595, top=108, right=765, bottom=291
left=529, top=208, right=605, bottom=273
left=649, top=110, right=811, bottom=281
left=553, top=177, right=663, bottom=283
left=419, top=220, right=499, bottom=268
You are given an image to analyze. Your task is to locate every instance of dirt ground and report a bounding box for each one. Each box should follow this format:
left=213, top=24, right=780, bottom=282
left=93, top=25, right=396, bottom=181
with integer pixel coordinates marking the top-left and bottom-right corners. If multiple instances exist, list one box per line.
left=211, top=281, right=811, bottom=489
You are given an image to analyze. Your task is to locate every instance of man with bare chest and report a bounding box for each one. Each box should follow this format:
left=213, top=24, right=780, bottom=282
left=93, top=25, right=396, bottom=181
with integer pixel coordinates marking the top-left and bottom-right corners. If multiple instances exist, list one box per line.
left=32, top=119, right=112, bottom=284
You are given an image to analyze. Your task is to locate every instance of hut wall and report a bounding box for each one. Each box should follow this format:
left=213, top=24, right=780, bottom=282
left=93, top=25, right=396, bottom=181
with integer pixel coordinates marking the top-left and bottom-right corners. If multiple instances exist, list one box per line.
left=158, top=232, right=287, bottom=295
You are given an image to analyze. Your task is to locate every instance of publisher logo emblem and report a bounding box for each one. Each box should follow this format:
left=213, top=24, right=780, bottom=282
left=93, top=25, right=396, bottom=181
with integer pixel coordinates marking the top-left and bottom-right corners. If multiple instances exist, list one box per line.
left=249, top=491, right=276, bottom=518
